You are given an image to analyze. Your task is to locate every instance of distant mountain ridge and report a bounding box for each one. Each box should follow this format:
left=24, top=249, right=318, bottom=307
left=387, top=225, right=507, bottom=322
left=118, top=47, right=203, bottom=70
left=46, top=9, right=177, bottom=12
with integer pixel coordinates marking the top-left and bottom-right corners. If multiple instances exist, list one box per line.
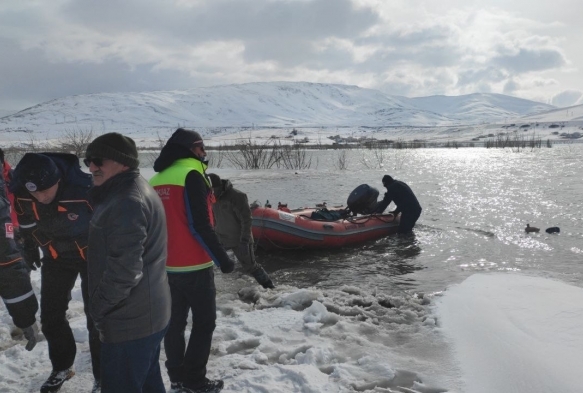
left=0, top=82, right=557, bottom=137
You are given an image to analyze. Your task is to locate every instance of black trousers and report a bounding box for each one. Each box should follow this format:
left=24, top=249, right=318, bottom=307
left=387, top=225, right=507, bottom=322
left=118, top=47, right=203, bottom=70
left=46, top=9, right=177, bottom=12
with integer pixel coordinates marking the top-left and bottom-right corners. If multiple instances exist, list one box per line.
left=0, top=261, right=38, bottom=329
left=398, top=208, right=422, bottom=233
left=40, top=262, right=101, bottom=380
left=164, top=268, right=216, bottom=389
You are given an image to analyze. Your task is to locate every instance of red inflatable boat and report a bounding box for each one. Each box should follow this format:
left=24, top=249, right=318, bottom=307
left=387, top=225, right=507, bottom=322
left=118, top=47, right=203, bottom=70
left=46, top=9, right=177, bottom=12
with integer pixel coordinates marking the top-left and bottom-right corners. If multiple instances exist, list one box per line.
left=251, top=206, right=400, bottom=250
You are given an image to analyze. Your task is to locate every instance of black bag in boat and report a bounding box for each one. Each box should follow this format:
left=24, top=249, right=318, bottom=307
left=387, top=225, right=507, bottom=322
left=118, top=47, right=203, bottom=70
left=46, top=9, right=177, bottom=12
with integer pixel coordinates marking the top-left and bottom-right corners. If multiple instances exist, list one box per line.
left=310, top=208, right=348, bottom=221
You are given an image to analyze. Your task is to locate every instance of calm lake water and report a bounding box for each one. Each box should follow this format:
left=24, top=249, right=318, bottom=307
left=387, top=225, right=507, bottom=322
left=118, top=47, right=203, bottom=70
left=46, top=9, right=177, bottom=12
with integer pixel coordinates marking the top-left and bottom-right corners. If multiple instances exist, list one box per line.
left=142, top=144, right=583, bottom=295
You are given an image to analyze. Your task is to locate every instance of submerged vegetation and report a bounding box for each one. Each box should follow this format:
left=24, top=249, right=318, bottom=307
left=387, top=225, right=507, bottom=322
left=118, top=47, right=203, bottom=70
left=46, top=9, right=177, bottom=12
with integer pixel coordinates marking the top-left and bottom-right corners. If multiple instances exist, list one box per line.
left=2, top=127, right=573, bottom=171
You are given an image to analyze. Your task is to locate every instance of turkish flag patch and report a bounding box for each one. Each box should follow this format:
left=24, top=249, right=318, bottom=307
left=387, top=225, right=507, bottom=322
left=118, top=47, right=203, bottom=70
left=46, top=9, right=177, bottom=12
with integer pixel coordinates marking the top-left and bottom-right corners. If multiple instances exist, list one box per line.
left=5, top=223, right=14, bottom=239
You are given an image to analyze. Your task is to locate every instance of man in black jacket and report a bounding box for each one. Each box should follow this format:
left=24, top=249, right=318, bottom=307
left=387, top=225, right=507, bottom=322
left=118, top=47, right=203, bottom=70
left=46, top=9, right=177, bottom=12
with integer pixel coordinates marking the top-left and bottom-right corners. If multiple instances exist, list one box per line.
left=208, top=173, right=274, bottom=289
left=374, top=175, right=422, bottom=233
left=10, top=152, right=100, bottom=393
left=85, top=133, right=171, bottom=393
left=0, top=154, right=39, bottom=351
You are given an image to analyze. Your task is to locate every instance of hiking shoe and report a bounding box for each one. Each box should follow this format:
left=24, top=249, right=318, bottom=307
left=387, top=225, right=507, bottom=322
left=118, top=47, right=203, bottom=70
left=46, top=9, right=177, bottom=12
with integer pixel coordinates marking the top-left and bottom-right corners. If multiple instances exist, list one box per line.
left=40, top=368, right=75, bottom=393
left=182, top=379, right=224, bottom=393
left=91, top=379, right=101, bottom=393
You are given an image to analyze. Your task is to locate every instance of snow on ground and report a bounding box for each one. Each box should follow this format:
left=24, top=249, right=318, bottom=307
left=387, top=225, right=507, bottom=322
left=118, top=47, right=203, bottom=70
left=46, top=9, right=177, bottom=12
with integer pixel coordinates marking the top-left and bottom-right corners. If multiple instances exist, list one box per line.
left=436, top=273, right=583, bottom=393
left=1, top=269, right=582, bottom=392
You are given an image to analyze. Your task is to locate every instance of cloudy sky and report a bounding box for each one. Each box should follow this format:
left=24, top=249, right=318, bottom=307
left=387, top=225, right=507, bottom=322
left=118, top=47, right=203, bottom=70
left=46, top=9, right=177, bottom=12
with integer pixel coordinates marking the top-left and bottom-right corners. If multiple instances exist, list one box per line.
left=1, top=0, right=582, bottom=111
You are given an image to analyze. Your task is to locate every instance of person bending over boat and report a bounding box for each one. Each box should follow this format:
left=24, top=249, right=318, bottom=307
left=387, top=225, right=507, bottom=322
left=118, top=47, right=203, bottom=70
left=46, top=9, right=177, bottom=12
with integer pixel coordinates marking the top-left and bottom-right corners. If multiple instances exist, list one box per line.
left=374, top=175, right=422, bottom=234
left=208, top=173, right=274, bottom=289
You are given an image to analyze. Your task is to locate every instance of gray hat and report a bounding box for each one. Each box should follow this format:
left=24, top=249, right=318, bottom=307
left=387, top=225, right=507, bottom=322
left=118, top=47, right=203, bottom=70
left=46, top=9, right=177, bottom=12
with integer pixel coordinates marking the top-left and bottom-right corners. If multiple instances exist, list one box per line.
left=167, top=128, right=203, bottom=149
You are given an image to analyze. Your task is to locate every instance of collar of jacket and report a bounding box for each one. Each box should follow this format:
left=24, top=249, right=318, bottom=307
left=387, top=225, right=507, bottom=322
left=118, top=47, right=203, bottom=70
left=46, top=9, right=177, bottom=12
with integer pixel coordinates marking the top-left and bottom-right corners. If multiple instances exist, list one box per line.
left=89, top=169, right=140, bottom=205
left=171, top=157, right=211, bottom=188
left=215, top=179, right=232, bottom=199
left=173, top=157, right=208, bottom=171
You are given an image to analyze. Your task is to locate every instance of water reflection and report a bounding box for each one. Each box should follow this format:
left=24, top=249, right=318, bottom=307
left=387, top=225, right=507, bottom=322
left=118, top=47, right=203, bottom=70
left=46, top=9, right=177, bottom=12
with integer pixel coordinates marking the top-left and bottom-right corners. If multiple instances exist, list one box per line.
left=256, top=233, right=424, bottom=292
left=176, top=145, right=583, bottom=293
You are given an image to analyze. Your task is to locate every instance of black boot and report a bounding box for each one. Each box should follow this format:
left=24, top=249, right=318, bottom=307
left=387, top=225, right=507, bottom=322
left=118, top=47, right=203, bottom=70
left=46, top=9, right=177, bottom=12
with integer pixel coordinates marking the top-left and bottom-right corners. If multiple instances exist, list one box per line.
left=251, top=267, right=275, bottom=289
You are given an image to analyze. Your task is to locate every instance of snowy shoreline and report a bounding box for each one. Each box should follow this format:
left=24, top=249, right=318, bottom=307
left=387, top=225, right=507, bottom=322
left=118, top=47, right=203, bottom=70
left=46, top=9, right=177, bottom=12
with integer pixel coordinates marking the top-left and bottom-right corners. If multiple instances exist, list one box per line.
left=2, top=270, right=582, bottom=393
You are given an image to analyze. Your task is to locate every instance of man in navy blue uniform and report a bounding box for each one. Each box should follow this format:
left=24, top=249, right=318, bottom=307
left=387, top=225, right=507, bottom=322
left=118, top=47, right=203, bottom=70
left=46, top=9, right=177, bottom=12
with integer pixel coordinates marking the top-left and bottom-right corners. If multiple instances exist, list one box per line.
left=10, top=153, right=100, bottom=393
left=374, top=175, right=422, bottom=234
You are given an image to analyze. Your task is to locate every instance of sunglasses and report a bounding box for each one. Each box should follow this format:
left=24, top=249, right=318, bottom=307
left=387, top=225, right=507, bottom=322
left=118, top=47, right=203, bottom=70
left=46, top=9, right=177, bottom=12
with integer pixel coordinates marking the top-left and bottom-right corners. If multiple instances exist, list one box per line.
left=84, top=157, right=105, bottom=167
left=193, top=142, right=205, bottom=152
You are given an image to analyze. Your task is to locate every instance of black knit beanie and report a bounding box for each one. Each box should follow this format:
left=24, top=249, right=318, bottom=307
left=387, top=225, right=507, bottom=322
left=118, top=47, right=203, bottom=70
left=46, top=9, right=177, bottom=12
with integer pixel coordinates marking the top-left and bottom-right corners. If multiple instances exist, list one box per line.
left=86, top=133, right=139, bottom=168
left=166, top=128, right=203, bottom=149
left=382, top=175, right=393, bottom=185
left=15, top=153, right=61, bottom=192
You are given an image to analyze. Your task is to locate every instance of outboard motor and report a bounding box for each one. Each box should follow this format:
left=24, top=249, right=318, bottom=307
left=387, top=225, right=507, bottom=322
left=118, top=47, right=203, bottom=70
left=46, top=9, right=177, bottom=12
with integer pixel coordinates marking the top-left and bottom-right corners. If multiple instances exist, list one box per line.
left=347, top=184, right=379, bottom=215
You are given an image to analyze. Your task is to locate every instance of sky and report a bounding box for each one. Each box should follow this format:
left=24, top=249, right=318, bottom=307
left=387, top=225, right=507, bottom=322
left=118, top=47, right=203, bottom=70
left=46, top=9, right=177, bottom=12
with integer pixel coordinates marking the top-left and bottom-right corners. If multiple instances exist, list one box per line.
left=1, top=0, right=583, bottom=111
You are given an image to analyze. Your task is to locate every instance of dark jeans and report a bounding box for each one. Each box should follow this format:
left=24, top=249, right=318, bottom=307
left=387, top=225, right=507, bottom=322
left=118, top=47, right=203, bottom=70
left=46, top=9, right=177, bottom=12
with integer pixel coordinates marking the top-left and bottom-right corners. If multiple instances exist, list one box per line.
left=164, top=268, right=216, bottom=389
left=40, top=262, right=101, bottom=380
left=398, top=208, right=422, bottom=234
left=101, top=325, right=168, bottom=393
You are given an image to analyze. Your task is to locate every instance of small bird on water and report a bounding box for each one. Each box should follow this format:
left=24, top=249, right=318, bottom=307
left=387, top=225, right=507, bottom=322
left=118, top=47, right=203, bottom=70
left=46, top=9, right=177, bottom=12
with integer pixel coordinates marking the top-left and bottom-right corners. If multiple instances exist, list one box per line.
left=525, top=224, right=540, bottom=233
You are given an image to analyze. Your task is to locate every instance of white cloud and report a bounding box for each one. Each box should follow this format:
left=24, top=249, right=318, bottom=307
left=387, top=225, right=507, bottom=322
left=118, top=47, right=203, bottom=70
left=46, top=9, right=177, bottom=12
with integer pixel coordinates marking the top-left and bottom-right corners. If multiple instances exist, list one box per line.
left=0, top=0, right=581, bottom=109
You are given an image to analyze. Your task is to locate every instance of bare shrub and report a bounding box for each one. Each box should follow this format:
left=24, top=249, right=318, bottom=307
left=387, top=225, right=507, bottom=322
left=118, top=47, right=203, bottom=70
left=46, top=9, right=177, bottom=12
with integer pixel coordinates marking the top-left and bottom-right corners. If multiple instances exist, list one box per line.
left=224, top=138, right=280, bottom=169
left=19, top=131, right=51, bottom=153
left=60, top=128, right=94, bottom=156
left=208, top=144, right=225, bottom=168
left=278, top=143, right=312, bottom=170
left=335, top=150, right=348, bottom=170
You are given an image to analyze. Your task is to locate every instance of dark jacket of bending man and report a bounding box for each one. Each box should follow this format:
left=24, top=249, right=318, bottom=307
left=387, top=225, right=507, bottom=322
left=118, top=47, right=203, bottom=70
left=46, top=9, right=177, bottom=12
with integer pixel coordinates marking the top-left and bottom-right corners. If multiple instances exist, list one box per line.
left=374, top=175, right=422, bottom=234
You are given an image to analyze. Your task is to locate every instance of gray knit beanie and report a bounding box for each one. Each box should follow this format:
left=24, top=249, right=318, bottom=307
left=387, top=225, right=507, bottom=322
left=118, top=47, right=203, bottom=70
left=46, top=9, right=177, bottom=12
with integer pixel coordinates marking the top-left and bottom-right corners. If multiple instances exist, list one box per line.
left=86, top=133, right=139, bottom=168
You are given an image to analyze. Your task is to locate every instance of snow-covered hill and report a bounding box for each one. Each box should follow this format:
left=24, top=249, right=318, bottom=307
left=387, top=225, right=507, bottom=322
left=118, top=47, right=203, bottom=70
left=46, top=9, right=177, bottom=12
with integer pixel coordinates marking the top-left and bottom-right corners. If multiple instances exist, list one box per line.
left=410, top=93, right=554, bottom=123
left=0, top=82, right=558, bottom=145
left=520, top=103, right=583, bottom=123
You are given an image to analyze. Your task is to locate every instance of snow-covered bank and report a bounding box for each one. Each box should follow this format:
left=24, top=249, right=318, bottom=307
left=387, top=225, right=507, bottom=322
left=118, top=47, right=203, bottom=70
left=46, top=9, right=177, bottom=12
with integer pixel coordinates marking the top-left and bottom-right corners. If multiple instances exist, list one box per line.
left=3, top=269, right=582, bottom=392
left=437, top=273, right=583, bottom=393
left=0, top=269, right=454, bottom=392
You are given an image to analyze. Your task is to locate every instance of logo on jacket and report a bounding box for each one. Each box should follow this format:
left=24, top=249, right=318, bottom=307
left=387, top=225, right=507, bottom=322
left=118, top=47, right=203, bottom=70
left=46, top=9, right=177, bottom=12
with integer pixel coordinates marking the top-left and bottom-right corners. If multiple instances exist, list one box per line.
left=5, top=223, right=14, bottom=239
left=25, top=182, right=38, bottom=192
left=67, top=213, right=79, bottom=221
left=156, top=187, right=170, bottom=197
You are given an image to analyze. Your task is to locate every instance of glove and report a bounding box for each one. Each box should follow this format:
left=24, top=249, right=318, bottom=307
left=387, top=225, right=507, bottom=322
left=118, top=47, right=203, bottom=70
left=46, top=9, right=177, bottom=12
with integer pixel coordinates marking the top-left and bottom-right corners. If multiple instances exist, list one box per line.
left=220, top=257, right=236, bottom=274
left=23, top=242, right=41, bottom=271
left=22, top=323, right=39, bottom=351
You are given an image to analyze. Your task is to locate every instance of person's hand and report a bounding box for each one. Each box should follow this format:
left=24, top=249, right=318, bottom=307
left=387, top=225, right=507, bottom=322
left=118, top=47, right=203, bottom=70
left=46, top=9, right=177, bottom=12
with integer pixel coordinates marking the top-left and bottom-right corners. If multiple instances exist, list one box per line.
left=220, top=258, right=236, bottom=274
left=23, top=243, right=41, bottom=271
left=22, top=323, right=39, bottom=351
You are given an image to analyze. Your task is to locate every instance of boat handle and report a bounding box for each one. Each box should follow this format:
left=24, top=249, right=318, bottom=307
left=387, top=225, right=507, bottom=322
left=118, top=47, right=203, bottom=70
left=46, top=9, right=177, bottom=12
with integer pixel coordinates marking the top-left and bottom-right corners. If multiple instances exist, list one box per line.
left=322, top=224, right=334, bottom=230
